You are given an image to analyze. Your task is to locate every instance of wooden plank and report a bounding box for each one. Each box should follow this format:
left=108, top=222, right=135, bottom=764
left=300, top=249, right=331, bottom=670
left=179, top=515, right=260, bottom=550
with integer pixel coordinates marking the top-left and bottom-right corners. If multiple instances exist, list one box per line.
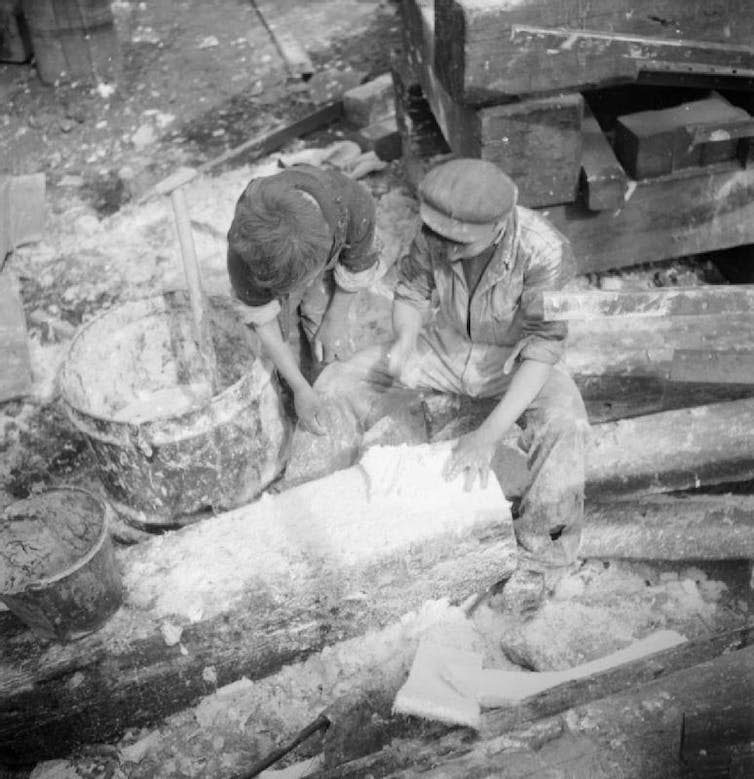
left=581, top=494, right=754, bottom=560
left=402, top=0, right=583, bottom=208
left=0, top=270, right=32, bottom=402
left=581, top=106, right=629, bottom=211
left=434, top=0, right=754, bottom=104
left=670, top=349, right=754, bottom=384
left=614, top=94, right=754, bottom=179
left=0, top=442, right=516, bottom=763
left=544, top=161, right=754, bottom=274
left=566, top=314, right=754, bottom=377
left=320, top=625, right=754, bottom=777
left=251, top=0, right=314, bottom=80
left=586, top=396, right=754, bottom=497
left=530, top=285, right=754, bottom=321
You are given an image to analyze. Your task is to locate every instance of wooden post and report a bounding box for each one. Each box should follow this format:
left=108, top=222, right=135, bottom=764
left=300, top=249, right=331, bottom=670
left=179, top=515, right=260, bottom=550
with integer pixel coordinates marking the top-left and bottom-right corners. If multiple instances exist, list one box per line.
left=169, top=187, right=218, bottom=395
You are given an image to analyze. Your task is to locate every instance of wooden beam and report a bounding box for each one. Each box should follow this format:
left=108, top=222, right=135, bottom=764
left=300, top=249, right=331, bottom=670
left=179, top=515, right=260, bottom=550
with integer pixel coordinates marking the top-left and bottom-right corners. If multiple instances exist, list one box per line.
left=566, top=314, right=754, bottom=377
left=581, top=106, right=629, bottom=211
left=0, top=270, right=32, bottom=402
left=401, top=0, right=583, bottom=208
left=670, top=349, right=754, bottom=384
left=586, top=396, right=754, bottom=497
left=320, top=625, right=754, bottom=777
left=581, top=494, right=754, bottom=560
left=434, top=0, right=754, bottom=104
left=251, top=0, right=314, bottom=80
left=0, top=442, right=516, bottom=763
left=530, top=285, right=754, bottom=321
left=545, top=161, right=754, bottom=274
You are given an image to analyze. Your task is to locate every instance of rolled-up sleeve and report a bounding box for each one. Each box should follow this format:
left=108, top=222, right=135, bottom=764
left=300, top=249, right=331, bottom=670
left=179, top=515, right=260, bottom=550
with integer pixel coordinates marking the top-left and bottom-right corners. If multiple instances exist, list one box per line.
left=394, top=229, right=435, bottom=313
left=518, top=239, right=575, bottom=365
left=337, top=178, right=379, bottom=278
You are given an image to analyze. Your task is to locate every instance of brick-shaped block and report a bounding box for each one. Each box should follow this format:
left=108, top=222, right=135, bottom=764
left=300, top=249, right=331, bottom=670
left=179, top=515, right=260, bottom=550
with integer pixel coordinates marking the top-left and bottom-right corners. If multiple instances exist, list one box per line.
left=614, top=94, right=754, bottom=179
left=344, top=73, right=396, bottom=128
left=355, top=116, right=402, bottom=161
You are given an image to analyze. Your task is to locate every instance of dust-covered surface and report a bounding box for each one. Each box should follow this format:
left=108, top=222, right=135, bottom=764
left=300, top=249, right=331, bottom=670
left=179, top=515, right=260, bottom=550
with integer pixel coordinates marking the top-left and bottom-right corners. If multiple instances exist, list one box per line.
left=48, top=559, right=749, bottom=778
left=2, top=1, right=753, bottom=776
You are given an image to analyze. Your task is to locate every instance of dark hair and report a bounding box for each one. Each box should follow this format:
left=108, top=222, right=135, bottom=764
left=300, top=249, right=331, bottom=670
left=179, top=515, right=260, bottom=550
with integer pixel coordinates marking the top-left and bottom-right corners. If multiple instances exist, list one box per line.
left=227, top=176, right=331, bottom=296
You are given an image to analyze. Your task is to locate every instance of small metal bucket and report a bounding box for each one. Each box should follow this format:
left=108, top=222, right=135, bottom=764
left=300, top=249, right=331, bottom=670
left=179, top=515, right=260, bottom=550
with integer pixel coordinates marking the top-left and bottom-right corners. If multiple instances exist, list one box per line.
left=0, top=487, right=123, bottom=641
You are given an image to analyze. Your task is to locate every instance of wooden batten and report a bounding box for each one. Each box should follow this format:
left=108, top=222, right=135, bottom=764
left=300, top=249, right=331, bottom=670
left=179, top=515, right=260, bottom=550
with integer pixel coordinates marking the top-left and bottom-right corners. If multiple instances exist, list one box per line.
left=530, top=286, right=754, bottom=321
left=0, top=442, right=516, bottom=763
left=434, top=0, right=754, bottom=105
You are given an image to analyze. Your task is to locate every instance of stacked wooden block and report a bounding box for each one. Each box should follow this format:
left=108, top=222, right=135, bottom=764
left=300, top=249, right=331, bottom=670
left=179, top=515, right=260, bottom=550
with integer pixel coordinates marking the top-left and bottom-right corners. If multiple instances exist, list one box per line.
left=343, top=74, right=403, bottom=162
left=398, top=0, right=754, bottom=272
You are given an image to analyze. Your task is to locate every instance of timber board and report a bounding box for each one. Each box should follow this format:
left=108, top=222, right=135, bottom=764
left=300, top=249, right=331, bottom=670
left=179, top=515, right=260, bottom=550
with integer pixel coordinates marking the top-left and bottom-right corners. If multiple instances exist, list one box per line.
left=435, top=0, right=754, bottom=104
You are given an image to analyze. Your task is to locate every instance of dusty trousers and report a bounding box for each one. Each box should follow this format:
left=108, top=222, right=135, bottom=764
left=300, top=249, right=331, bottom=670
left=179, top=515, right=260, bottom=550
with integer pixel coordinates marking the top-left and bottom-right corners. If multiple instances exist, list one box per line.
left=284, top=322, right=590, bottom=570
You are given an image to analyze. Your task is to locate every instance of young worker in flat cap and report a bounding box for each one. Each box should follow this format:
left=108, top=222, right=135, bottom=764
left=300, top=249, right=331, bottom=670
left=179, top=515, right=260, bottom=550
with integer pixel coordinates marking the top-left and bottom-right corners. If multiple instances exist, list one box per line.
left=285, top=158, right=589, bottom=595
left=227, top=165, right=382, bottom=434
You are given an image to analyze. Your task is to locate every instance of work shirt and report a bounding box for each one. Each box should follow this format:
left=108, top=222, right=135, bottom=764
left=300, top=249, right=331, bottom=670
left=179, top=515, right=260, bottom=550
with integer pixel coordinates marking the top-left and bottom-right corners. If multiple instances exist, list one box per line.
left=227, top=165, right=379, bottom=327
left=395, top=206, right=574, bottom=366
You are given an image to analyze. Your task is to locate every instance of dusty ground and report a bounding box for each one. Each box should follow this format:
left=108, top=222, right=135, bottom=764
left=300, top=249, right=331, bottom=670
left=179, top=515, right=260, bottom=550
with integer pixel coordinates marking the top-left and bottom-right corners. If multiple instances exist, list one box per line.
left=1, top=1, right=752, bottom=777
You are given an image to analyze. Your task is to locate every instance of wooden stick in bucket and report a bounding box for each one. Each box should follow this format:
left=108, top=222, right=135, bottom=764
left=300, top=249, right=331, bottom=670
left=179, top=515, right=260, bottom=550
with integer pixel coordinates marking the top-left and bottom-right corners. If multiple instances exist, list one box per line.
left=169, top=186, right=219, bottom=396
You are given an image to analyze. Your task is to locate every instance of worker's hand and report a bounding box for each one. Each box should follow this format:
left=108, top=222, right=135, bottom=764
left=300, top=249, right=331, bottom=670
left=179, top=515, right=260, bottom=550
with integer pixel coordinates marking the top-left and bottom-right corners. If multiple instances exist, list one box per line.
left=443, top=430, right=497, bottom=491
left=312, top=313, right=353, bottom=364
left=294, top=386, right=330, bottom=435
left=386, top=338, right=416, bottom=384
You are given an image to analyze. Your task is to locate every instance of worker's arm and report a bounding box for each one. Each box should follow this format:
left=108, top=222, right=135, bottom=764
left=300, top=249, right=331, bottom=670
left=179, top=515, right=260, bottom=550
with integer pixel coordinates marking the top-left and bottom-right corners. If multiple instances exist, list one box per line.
left=444, top=359, right=552, bottom=490
left=386, top=298, right=424, bottom=379
left=254, top=318, right=327, bottom=435
left=312, top=287, right=358, bottom=363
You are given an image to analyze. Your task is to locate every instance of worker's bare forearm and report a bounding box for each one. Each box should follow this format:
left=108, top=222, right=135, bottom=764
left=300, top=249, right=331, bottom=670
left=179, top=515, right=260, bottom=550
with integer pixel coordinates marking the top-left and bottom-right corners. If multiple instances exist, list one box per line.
left=477, top=360, right=551, bottom=443
left=254, top=318, right=310, bottom=393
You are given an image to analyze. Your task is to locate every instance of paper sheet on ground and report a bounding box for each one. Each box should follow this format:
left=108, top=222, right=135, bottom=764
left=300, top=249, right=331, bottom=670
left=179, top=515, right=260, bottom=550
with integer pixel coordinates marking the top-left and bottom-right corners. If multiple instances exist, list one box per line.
left=442, top=629, right=686, bottom=708
left=393, top=630, right=686, bottom=728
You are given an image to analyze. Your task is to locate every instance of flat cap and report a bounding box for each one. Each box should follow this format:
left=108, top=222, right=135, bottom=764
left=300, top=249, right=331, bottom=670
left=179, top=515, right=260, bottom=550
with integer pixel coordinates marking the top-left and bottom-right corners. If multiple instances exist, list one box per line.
left=418, top=158, right=518, bottom=243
